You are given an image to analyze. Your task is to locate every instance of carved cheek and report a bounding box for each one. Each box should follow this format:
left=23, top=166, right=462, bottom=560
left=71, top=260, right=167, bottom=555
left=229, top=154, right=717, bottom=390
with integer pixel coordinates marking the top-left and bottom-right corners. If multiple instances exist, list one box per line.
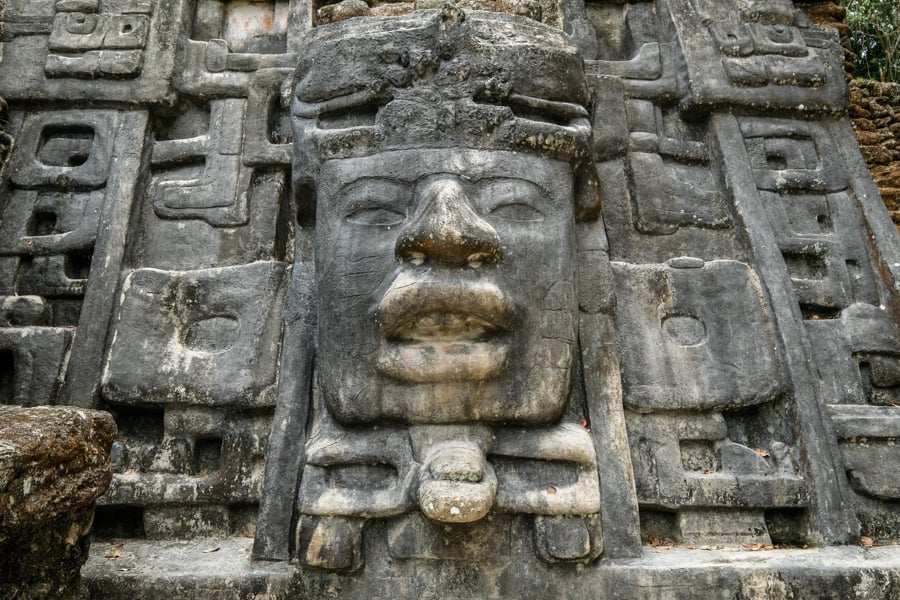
left=496, top=216, right=574, bottom=285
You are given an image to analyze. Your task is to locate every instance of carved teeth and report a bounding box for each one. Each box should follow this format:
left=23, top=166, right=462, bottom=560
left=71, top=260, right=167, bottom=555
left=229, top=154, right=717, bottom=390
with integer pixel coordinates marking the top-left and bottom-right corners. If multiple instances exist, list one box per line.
left=396, top=312, right=497, bottom=341
left=408, top=252, right=426, bottom=265
left=467, top=252, right=487, bottom=269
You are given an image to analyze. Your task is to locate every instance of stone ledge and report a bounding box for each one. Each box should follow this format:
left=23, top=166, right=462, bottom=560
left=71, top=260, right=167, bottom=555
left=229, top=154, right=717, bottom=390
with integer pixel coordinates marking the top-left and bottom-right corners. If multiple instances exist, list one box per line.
left=84, top=536, right=900, bottom=600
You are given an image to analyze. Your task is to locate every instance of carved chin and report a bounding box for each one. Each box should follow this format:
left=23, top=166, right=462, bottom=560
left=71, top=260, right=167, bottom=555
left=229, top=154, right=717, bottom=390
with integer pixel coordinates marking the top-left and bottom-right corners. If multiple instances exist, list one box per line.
left=375, top=340, right=510, bottom=383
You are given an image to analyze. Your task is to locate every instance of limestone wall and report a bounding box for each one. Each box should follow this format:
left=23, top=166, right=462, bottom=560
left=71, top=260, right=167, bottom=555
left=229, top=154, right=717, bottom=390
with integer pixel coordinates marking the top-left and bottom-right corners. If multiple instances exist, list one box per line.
left=850, top=80, right=900, bottom=225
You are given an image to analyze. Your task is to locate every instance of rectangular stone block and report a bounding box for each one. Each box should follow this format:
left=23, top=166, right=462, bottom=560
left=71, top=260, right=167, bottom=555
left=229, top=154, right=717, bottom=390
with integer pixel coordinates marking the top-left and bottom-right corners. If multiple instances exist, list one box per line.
left=0, top=0, right=186, bottom=103
left=613, top=259, right=787, bottom=411
left=144, top=505, right=231, bottom=539
left=660, top=0, right=847, bottom=115
left=102, top=262, right=287, bottom=406
left=678, top=509, right=771, bottom=545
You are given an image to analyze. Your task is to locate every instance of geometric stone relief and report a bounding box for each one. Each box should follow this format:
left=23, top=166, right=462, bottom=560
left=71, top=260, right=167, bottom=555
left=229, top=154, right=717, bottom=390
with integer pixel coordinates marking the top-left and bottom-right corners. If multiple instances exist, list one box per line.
left=627, top=410, right=807, bottom=545
left=626, top=153, right=729, bottom=235
left=660, top=0, right=848, bottom=114
left=0, top=326, right=71, bottom=406
left=97, top=402, right=273, bottom=538
left=94, top=261, right=287, bottom=538
left=727, top=106, right=900, bottom=538
left=2, top=109, right=114, bottom=315
left=133, top=91, right=292, bottom=271
left=0, top=109, right=123, bottom=405
left=0, top=0, right=184, bottom=103
left=101, top=262, right=287, bottom=406
left=614, top=258, right=805, bottom=545
left=814, top=305, right=900, bottom=504
left=1, top=0, right=900, bottom=595
left=613, top=259, right=786, bottom=412
left=177, top=0, right=298, bottom=97
left=150, top=99, right=253, bottom=227
left=740, top=118, right=880, bottom=317
left=45, top=0, right=152, bottom=79
left=243, top=68, right=294, bottom=166
left=193, top=1, right=290, bottom=54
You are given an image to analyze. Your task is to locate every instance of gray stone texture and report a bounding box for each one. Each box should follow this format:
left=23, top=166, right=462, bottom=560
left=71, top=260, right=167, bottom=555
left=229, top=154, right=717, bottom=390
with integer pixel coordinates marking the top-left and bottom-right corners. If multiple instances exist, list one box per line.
left=0, top=0, right=898, bottom=597
left=83, top=536, right=900, bottom=600
left=0, top=406, right=115, bottom=599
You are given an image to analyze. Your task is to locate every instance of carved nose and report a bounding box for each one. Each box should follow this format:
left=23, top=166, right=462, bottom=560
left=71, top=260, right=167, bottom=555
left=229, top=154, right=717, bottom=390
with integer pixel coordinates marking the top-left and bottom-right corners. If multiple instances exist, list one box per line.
left=395, top=178, right=502, bottom=268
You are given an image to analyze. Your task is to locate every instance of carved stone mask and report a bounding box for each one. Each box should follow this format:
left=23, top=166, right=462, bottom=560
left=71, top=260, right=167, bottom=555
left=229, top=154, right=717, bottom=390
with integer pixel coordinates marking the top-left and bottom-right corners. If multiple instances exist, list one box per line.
left=290, top=9, right=598, bottom=425
left=255, top=11, right=605, bottom=563
left=315, top=148, right=576, bottom=424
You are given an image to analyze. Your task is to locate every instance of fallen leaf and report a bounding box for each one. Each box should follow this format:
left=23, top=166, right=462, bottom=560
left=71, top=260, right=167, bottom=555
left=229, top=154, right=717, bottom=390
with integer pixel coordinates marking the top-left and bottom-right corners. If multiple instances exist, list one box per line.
left=117, top=568, right=129, bottom=572
left=754, top=448, right=770, bottom=457
left=686, top=545, right=697, bottom=550
left=764, top=545, right=774, bottom=551
left=103, top=548, right=122, bottom=559
left=861, top=536, right=875, bottom=547
left=546, top=486, right=557, bottom=495
left=203, top=546, right=221, bottom=553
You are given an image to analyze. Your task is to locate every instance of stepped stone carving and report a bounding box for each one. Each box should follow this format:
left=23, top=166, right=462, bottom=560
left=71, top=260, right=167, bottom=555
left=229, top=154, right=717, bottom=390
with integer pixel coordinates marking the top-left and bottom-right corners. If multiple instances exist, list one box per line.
left=0, top=0, right=899, bottom=598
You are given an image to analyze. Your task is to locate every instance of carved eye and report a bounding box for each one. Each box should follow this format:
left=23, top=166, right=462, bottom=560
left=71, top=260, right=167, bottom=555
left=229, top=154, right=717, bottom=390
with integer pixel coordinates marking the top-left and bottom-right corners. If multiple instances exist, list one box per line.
left=478, top=178, right=550, bottom=223
left=345, top=206, right=406, bottom=226
left=339, top=179, right=411, bottom=226
left=488, top=202, right=544, bottom=222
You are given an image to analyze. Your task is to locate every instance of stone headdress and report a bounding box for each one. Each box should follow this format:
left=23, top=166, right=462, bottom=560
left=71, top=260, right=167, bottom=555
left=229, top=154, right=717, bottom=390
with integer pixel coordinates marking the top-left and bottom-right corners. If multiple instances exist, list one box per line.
left=289, top=6, right=603, bottom=224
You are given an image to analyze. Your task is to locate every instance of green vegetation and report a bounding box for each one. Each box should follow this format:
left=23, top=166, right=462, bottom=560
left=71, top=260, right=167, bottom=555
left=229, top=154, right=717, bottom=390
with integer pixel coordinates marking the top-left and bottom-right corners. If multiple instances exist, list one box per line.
left=845, top=0, right=900, bottom=82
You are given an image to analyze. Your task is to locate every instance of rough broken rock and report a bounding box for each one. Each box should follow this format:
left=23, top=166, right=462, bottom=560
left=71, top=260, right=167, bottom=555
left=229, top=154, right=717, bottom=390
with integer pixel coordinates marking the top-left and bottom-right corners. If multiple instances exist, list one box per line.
left=0, top=406, right=115, bottom=600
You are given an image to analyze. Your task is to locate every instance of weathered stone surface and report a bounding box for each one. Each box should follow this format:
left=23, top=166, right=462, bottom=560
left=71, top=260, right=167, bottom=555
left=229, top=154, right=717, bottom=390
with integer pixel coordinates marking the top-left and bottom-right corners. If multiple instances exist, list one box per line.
left=0, top=406, right=115, bottom=599
left=84, top=536, right=900, bottom=600
left=0, top=0, right=899, bottom=596
left=849, top=80, right=900, bottom=228
left=0, top=98, right=12, bottom=178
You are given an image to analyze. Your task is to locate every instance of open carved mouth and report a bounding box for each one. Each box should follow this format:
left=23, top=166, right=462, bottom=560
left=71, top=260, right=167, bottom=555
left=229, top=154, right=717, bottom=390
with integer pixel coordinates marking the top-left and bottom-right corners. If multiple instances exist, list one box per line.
left=375, top=274, right=514, bottom=340
left=374, top=274, right=515, bottom=383
left=392, top=312, right=501, bottom=342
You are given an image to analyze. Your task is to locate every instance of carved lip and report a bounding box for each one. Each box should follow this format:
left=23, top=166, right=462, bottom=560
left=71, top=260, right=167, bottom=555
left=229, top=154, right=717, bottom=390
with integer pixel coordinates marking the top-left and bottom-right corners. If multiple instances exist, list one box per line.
left=373, top=274, right=515, bottom=383
left=374, top=275, right=515, bottom=341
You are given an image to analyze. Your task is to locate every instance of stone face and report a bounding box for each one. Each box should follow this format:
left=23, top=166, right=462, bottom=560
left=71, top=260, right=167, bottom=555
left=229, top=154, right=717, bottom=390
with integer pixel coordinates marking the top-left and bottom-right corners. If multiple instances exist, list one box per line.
left=0, top=406, right=115, bottom=599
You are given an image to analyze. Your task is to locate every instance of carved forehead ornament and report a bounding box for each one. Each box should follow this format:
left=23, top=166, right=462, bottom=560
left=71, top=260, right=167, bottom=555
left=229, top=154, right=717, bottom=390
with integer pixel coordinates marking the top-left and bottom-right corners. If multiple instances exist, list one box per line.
left=289, top=6, right=602, bottom=221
